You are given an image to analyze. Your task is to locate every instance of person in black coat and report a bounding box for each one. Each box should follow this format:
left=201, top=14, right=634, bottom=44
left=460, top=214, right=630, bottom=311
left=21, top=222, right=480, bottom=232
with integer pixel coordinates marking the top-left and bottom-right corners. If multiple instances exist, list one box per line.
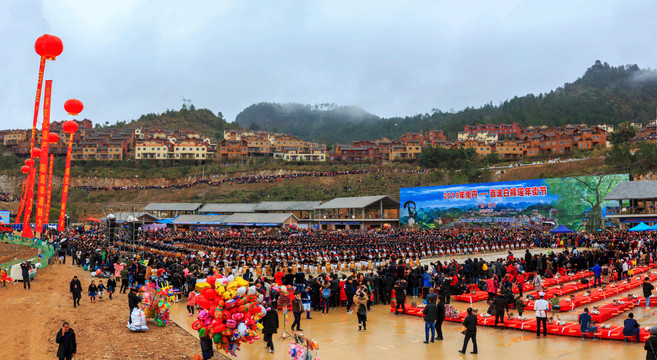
left=261, top=303, right=279, bottom=353
left=383, top=275, right=394, bottom=305
left=493, top=294, right=506, bottom=328
left=70, top=276, right=82, bottom=308
left=646, top=326, right=657, bottom=360
left=56, top=322, right=77, bottom=360
left=459, top=308, right=478, bottom=354
left=200, top=334, right=214, bottom=360
left=128, top=288, right=142, bottom=324
left=394, top=280, right=407, bottom=315
left=423, top=295, right=438, bottom=343
left=20, top=261, right=30, bottom=290
left=436, top=295, right=445, bottom=340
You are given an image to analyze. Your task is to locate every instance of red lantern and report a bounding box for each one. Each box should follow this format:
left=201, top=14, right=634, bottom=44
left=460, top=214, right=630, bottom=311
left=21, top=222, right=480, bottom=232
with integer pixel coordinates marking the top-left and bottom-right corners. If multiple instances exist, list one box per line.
left=25, top=159, right=35, bottom=167
left=48, top=132, right=60, bottom=143
left=31, top=148, right=41, bottom=158
left=63, top=120, right=79, bottom=134
left=64, top=99, right=83, bottom=116
left=21, top=165, right=30, bottom=174
left=34, top=34, right=63, bottom=60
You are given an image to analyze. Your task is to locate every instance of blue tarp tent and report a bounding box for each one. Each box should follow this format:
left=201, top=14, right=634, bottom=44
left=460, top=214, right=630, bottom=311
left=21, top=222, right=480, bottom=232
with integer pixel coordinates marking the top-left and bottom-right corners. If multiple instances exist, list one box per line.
left=550, top=225, right=574, bottom=234
left=156, top=218, right=174, bottom=224
left=629, top=222, right=652, bottom=232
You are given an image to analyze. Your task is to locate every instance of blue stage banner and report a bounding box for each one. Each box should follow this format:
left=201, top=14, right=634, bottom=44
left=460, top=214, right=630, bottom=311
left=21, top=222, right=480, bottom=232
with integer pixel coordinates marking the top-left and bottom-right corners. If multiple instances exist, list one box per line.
left=400, top=174, right=628, bottom=230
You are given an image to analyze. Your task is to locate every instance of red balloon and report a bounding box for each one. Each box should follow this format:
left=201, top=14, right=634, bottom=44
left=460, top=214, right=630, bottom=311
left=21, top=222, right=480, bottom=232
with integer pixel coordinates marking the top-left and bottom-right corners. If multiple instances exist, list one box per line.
left=34, top=34, right=63, bottom=60
left=31, top=148, right=41, bottom=158
left=21, top=165, right=30, bottom=174
left=64, top=99, right=83, bottom=116
left=25, top=159, right=35, bottom=167
left=48, top=132, right=59, bottom=143
left=62, top=120, right=79, bottom=134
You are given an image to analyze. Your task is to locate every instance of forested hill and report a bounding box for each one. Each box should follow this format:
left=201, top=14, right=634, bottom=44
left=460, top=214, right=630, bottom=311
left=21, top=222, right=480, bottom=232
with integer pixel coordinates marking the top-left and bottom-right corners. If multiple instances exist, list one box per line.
left=100, top=106, right=238, bottom=140
left=235, top=61, right=657, bottom=144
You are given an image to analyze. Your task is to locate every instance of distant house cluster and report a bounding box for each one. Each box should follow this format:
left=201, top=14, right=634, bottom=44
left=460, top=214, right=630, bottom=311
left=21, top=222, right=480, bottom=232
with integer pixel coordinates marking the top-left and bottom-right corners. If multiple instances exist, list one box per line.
left=330, top=130, right=447, bottom=162
left=219, top=130, right=327, bottom=162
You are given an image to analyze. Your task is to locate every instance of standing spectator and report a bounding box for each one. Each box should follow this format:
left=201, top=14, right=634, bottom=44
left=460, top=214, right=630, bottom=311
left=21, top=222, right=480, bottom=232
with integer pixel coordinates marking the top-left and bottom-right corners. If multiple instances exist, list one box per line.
left=534, top=292, right=549, bottom=338
left=645, top=327, right=657, bottom=360
left=120, top=266, right=129, bottom=294
left=532, top=274, right=543, bottom=293
left=290, top=291, right=303, bottom=331
left=114, top=261, right=124, bottom=283
left=394, top=280, right=407, bottom=315
left=591, top=263, right=602, bottom=288
left=458, top=308, right=478, bottom=354
left=354, top=286, right=368, bottom=331
left=261, top=302, right=279, bottom=353
left=70, top=276, right=82, bottom=308
left=321, top=280, right=331, bottom=314
left=88, top=280, right=97, bottom=303
left=422, top=295, right=437, bottom=343
left=302, top=286, right=313, bottom=319
left=20, top=261, right=30, bottom=290
left=515, top=296, right=526, bottom=317
left=644, top=276, right=655, bottom=309
left=200, top=333, right=214, bottom=360
left=436, top=295, right=445, bottom=340
left=493, top=293, right=506, bottom=328
left=55, top=322, right=77, bottom=360
left=549, top=294, right=561, bottom=321
left=187, top=290, right=197, bottom=316
left=106, top=277, right=116, bottom=300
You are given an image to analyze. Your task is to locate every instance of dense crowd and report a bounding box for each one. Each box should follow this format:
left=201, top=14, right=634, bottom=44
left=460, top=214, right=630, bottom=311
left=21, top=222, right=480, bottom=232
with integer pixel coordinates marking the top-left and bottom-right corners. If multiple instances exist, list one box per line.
left=0, top=192, right=12, bottom=202
left=72, top=168, right=437, bottom=192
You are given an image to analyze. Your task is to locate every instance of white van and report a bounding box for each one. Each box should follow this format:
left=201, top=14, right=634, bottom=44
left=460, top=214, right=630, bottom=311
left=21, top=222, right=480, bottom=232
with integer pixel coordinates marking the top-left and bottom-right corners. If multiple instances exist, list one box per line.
left=9, top=262, right=39, bottom=281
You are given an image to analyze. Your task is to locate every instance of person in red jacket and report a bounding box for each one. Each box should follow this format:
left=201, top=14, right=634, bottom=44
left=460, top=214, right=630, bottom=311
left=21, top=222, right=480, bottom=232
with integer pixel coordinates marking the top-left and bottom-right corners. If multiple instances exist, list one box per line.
left=274, top=268, right=284, bottom=286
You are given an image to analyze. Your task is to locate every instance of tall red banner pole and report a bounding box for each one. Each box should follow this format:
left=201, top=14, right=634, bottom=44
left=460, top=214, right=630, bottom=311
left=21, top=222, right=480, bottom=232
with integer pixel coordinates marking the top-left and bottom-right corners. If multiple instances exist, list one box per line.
left=15, top=179, right=27, bottom=224
left=22, top=166, right=36, bottom=238
left=58, top=132, right=74, bottom=231
left=35, top=80, right=52, bottom=234
left=30, top=57, right=46, bottom=150
left=44, top=153, right=54, bottom=229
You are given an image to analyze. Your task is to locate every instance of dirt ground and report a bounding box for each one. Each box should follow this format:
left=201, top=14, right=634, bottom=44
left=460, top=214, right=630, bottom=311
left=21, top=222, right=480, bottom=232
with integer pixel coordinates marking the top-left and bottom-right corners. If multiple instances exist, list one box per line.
left=0, top=242, right=37, bottom=264
left=0, top=255, right=209, bottom=360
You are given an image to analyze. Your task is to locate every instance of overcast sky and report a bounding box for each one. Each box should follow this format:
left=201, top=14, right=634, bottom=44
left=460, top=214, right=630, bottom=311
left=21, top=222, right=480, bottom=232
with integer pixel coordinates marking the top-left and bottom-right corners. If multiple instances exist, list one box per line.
left=1, top=0, right=657, bottom=130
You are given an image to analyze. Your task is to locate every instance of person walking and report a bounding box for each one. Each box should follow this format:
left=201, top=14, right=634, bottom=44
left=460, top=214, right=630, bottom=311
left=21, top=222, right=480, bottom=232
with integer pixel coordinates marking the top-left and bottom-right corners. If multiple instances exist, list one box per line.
left=534, top=292, right=549, bottom=338
left=644, top=276, right=655, bottom=309
left=422, top=295, right=437, bottom=343
left=291, top=291, right=303, bottom=331
left=20, top=261, right=30, bottom=290
left=261, top=302, right=279, bottom=353
left=55, top=322, right=77, bottom=360
left=459, top=307, right=478, bottom=354
left=187, top=290, right=197, bottom=316
left=106, top=277, right=116, bottom=300
left=70, top=276, right=82, bottom=308
left=354, top=286, right=368, bottom=331
left=120, top=266, right=129, bottom=294
left=97, top=280, right=105, bottom=300
left=88, top=280, right=97, bottom=303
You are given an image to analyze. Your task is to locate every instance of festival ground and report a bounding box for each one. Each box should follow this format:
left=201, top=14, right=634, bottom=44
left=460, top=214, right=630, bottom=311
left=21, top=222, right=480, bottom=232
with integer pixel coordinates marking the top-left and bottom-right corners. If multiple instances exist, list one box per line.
left=0, top=249, right=653, bottom=360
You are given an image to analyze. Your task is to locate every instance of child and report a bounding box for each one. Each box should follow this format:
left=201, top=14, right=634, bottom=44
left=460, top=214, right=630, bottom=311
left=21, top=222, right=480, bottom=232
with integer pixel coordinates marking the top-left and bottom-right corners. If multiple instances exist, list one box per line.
left=187, top=290, right=197, bottom=316
left=88, top=280, right=97, bottom=303
left=106, top=277, right=116, bottom=300
left=302, top=287, right=313, bottom=319
left=515, top=296, right=526, bottom=317
left=97, top=280, right=105, bottom=300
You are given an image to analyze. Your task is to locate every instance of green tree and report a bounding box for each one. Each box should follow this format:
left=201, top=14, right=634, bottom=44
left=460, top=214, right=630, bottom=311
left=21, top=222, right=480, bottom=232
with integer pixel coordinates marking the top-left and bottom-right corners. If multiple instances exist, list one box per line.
left=604, top=143, right=634, bottom=172
left=610, top=122, right=637, bottom=145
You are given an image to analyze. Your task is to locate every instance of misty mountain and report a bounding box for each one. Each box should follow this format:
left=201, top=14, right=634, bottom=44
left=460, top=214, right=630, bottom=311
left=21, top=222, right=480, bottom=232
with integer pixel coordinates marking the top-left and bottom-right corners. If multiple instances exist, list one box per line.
left=235, top=61, right=657, bottom=144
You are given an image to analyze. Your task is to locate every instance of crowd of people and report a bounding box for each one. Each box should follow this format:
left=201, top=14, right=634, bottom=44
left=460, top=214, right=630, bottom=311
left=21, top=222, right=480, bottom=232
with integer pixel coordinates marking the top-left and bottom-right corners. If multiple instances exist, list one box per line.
left=71, top=168, right=439, bottom=192
left=42, top=226, right=657, bottom=358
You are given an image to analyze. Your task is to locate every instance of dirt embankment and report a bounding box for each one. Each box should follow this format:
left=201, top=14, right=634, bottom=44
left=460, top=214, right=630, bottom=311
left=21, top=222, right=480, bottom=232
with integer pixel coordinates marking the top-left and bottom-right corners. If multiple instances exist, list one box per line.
left=493, top=157, right=608, bottom=182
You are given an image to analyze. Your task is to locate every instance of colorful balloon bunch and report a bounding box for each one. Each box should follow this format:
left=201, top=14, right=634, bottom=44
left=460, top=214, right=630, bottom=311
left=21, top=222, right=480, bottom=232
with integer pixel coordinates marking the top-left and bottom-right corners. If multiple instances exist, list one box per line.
left=141, top=281, right=172, bottom=327
left=191, top=274, right=267, bottom=356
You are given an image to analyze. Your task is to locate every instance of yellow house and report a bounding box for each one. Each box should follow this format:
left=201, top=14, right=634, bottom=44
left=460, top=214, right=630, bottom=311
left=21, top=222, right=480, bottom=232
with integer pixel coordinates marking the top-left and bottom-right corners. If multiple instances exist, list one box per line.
left=135, top=140, right=170, bottom=160
left=174, top=140, right=207, bottom=160
left=3, top=130, right=27, bottom=146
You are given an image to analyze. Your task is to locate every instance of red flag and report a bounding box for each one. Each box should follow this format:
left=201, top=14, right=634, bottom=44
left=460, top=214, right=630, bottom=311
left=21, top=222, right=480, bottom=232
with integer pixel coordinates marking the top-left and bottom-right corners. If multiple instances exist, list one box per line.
left=44, top=153, right=54, bottom=228
left=58, top=132, right=74, bottom=231
left=35, top=80, right=52, bottom=233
